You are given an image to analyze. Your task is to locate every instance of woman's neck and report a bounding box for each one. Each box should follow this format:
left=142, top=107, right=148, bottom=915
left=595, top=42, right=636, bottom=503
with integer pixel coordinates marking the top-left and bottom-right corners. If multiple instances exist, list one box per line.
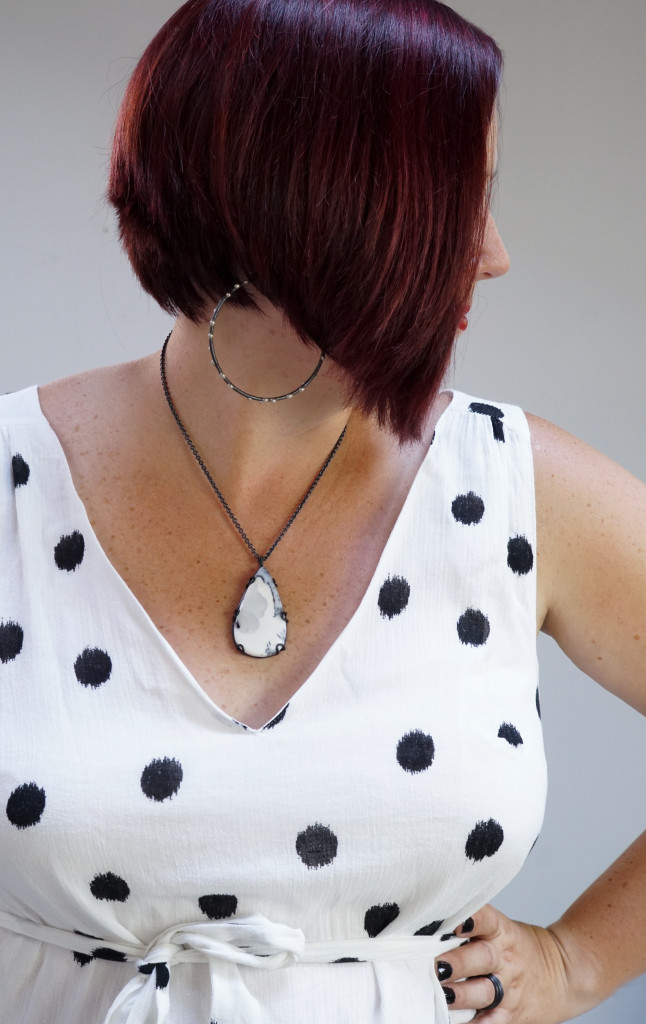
left=151, top=289, right=366, bottom=511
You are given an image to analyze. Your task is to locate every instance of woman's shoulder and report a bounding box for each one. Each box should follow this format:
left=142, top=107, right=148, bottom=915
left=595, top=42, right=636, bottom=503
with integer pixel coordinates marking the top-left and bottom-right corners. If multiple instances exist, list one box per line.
left=525, top=409, right=645, bottom=541
left=2, top=359, right=150, bottom=435
left=38, top=358, right=164, bottom=482
left=526, top=410, right=646, bottom=712
left=37, top=358, right=151, bottom=439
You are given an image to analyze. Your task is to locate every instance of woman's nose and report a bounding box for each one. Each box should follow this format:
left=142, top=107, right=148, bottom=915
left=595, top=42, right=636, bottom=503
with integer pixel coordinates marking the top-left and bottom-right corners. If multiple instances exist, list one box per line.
left=477, top=211, right=510, bottom=281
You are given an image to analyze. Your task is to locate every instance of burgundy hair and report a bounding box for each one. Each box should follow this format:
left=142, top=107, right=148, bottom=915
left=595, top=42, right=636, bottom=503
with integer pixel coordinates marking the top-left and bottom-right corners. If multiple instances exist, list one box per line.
left=108, top=0, right=502, bottom=441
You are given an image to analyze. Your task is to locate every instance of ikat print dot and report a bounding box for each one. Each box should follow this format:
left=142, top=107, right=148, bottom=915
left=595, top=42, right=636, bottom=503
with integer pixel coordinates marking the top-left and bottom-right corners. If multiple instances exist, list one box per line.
left=0, top=620, right=24, bottom=663
left=451, top=492, right=485, bottom=525
left=296, top=823, right=338, bottom=868
left=396, top=730, right=435, bottom=773
left=508, top=535, right=534, bottom=575
left=93, top=947, right=128, bottom=963
left=72, top=930, right=105, bottom=967
left=465, top=819, right=504, bottom=862
left=498, top=723, right=523, bottom=747
left=139, top=962, right=170, bottom=989
left=74, top=647, right=112, bottom=688
left=457, top=609, right=490, bottom=647
left=12, top=453, right=30, bottom=487
left=378, top=575, right=410, bottom=619
left=198, top=894, right=238, bottom=920
left=6, top=782, right=46, bottom=828
left=54, top=530, right=85, bottom=571
left=469, top=402, right=505, bottom=442
left=364, top=903, right=400, bottom=937
left=263, top=705, right=288, bottom=729
left=414, top=920, right=442, bottom=936
left=90, top=872, right=131, bottom=902
left=140, top=757, right=184, bottom=802
left=73, top=951, right=93, bottom=967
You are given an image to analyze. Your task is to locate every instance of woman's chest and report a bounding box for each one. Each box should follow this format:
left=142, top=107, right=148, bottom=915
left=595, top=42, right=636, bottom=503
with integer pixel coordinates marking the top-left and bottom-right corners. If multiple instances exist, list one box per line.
left=75, top=462, right=410, bottom=728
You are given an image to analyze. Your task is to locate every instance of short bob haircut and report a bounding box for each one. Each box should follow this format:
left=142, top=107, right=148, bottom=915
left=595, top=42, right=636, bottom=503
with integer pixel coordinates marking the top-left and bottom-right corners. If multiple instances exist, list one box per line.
left=108, top=0, right=502, bottom=442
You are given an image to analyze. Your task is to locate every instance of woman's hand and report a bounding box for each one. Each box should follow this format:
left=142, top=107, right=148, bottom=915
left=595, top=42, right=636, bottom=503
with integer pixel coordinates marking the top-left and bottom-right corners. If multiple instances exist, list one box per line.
left=434, top=904, right=596, bottom=1024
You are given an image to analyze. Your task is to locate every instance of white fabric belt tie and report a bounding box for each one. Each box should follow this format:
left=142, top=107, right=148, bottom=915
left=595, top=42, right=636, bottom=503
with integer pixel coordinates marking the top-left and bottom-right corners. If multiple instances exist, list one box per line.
left=0, top=908, right=473, bottom=1024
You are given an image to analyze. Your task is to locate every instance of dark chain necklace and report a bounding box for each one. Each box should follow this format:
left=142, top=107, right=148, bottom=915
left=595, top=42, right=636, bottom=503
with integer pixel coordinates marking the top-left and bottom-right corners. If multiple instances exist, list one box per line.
left=160, top=334, right=347, bottom=658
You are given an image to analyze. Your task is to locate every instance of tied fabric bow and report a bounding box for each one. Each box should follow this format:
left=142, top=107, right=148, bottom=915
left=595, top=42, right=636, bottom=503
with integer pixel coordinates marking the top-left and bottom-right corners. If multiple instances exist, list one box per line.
left=104, top=914, right=305, bottom=1024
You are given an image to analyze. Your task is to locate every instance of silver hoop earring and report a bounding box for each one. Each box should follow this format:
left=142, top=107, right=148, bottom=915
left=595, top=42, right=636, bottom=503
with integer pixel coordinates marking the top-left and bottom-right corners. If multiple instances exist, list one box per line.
left=208, top=281, right=325, bottom=403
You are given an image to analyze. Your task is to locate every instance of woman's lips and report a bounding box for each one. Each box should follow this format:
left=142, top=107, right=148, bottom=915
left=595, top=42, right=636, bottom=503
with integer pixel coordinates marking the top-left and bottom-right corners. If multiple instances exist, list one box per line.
left=458, top=306, right=471, bottom=331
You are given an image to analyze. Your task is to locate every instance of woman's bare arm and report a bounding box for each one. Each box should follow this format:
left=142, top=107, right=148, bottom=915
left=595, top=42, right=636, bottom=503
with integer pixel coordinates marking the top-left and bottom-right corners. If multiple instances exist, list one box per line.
left=531, top=412, right=646, bottom=1011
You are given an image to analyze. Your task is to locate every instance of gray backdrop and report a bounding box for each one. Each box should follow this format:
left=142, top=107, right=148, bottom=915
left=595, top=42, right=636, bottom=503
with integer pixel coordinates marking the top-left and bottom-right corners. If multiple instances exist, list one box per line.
left=2, top=1, right=645, bottom=1020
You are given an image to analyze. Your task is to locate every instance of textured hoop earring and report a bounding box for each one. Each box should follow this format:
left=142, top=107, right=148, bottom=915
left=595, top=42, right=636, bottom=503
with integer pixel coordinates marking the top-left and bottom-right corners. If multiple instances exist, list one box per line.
left=208, top=282, right=325, bottom=403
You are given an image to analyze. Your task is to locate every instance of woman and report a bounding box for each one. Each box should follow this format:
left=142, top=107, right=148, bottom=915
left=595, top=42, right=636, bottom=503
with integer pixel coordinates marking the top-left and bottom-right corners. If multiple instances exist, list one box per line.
left=1, top=1, right=645, bottom=1022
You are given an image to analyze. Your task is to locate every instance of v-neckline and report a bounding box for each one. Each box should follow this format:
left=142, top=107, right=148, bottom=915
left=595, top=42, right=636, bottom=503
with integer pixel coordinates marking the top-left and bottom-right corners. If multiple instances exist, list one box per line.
left=30, top=385, right=456, bottom=732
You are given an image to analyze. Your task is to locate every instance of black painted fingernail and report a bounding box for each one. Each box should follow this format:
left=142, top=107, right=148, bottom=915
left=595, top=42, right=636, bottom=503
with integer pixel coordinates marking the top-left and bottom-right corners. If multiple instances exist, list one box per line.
left=443, top=986, right=456, bottom=1005
left=436, top=960, right=452, bottom=981
left=461, top=916, right=475, bottom=933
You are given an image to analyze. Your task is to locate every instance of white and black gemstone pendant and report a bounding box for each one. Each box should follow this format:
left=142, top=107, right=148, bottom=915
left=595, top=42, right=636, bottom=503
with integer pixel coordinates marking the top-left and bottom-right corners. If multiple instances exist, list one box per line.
left=233, top=566, right=288, bottom=658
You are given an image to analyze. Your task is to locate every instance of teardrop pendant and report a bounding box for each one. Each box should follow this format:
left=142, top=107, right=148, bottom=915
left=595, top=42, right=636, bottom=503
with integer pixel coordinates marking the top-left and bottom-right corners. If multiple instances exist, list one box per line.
left=232, top=566, right=288, bottom=658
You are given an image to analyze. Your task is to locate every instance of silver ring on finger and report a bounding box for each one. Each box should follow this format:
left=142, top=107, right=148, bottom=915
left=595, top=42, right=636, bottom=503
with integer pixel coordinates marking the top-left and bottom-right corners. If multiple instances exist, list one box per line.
left=480, top=973, right=504, bottom=1011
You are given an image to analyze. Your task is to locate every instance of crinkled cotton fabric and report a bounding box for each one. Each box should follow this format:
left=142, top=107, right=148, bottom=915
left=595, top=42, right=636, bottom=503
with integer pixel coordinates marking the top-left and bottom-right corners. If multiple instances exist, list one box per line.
left=0, top=386, right=547, bottom=1023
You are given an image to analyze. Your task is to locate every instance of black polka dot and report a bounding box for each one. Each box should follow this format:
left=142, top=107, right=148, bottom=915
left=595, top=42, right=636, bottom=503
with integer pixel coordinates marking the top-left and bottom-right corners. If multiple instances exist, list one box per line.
left=92, top=947, right=128, bottom=962
left=441, top=932, right=456, bottom=941
left=414, top=920, right=442, bottom=936
left=74, top=648, right=112, bottom=688
left=263, top=704, right=288, bottom=729
left=12, top=454, right=30, bottom=487
left=396, top=730, right=435, bottom=773
left=378, top=575, right=410, bottom=619
left=469, top=402, right=505, bottom=442
left=451, top=492, right=485, bottom=525
left=90, top=872, right=130, bottom=902
left=73, top=951, right=93, bottom=967
left=333, top=956, right=361, bottom=963
left=507, top=535, right=534, bottom=575
left=0, top=620, right=24, bottom=663
left=6, top=782, right=46, bottom=829
left=295, top=823, right=338, bottom=868
left=139, top=962, right=170, bottom=989
left=156, top=964, right=170, bottom=989
left=364, top=903, right=400, bottom=937
left=465, top=819, right=504, bottom=862
left=498, top=723, right=523, bottom=747
left=54, top=531, right=85, bottom=572
left=198, top=894, right=238, bottom=920
left=457, top=609, right=490, bottom=647
left=536, top=687, right=541, bottom=719
left=140, top=757, right=183, bottom=802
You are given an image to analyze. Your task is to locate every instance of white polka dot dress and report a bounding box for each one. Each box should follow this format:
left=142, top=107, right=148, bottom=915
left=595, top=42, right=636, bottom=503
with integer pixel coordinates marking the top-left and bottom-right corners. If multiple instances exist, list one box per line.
left=0, top=387, right=547, bottom=1024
